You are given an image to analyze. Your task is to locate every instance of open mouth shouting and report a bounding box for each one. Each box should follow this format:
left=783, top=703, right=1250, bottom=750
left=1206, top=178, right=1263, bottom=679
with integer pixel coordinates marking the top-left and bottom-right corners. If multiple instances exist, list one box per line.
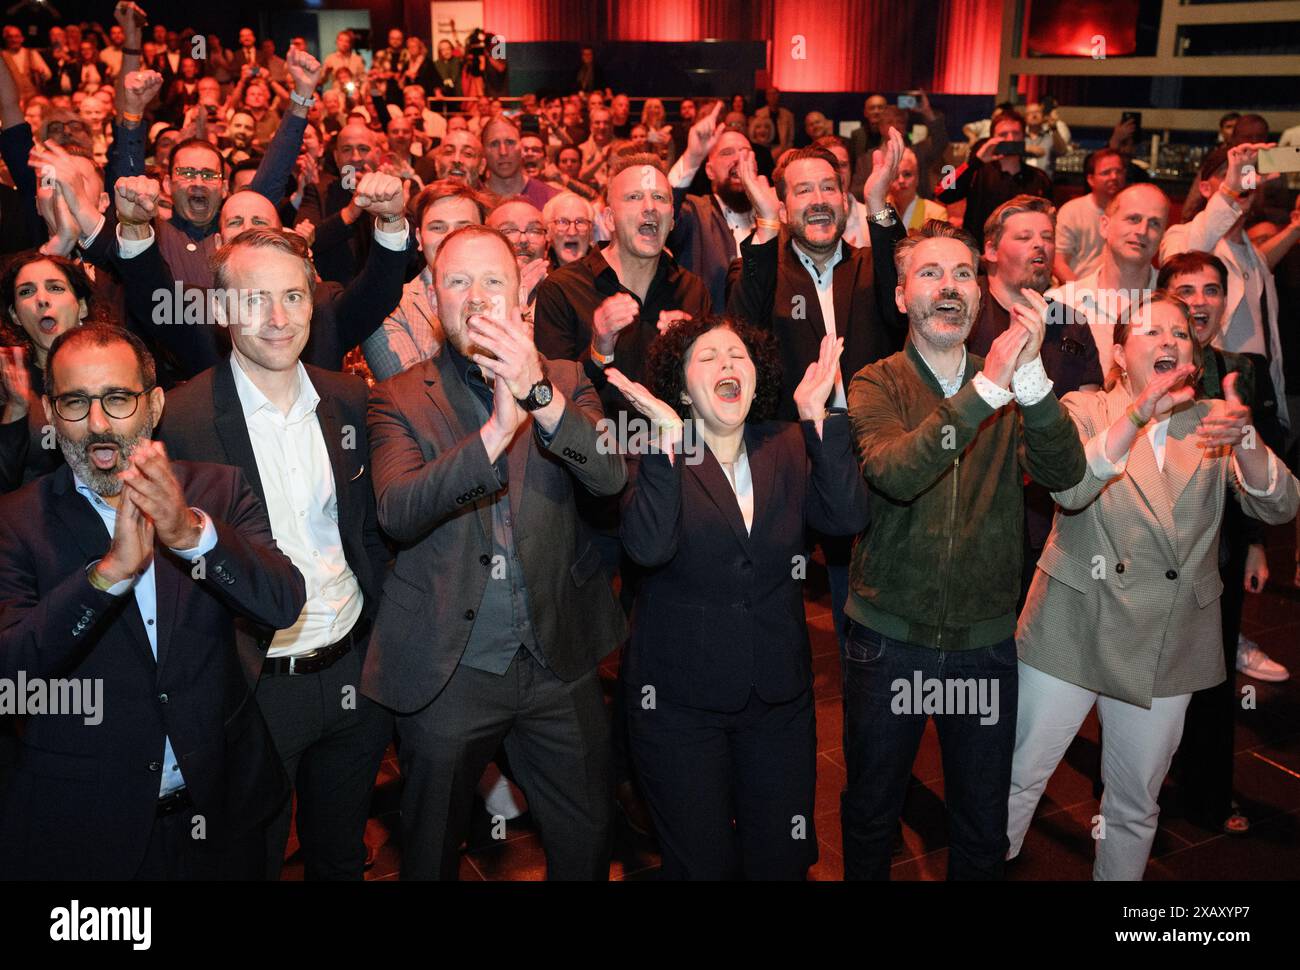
left=87, top=439, right=122, bottom=471
left=714, top=377, right=742, bottom=402
left=37, top=314, right=61, bottom=335
left=636, top=217, right=661, bottom=241
left=1152, top=353, right=1178, bottom=373
left=560, top=239, right=581, bottom=258
left=804, top=206, right=835, bottom=229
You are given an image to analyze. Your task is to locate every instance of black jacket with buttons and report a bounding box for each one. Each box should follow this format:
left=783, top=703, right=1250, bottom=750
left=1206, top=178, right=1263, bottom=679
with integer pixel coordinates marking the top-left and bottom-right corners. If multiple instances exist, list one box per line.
left=0, top=460, right=306, bottom=879
left=620, top=416, right=868, bottom=712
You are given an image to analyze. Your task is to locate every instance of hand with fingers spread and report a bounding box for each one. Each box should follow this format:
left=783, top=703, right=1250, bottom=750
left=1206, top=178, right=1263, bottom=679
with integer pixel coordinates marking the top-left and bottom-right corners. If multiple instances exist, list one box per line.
left=1194, top=370, right=1252, bottom=450
left=792, top=335, right=845, bottom=436
left=864, top=126, right=906, bottom=214
left=605, top=367, right=683, bottom=456
left=592, top=292, right=639, bottom=358
left=1008, top=288, right=1049, bottom=369
left=118, top=440, right=203, bottom=550
left=0, top=346, right=32, bottom=423
left=115, top=175, right=161, bottom=226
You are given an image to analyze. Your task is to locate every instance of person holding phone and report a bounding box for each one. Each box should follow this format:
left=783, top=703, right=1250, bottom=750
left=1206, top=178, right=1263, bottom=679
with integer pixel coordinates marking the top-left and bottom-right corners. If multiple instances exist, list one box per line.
left=937, top=108, right=1052, bottom=250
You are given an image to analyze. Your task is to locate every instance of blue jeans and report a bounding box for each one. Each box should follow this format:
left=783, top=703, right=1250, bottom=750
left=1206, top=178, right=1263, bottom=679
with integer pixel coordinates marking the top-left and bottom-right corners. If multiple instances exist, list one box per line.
left=839, top=620, right=1018, bottom=880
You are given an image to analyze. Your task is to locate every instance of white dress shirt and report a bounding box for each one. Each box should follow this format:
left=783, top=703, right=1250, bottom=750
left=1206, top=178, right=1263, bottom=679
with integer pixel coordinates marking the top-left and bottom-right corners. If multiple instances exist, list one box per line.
left=716, top=444, right=754, bottom=534
left=792, top=239, right=848, bottom=408
left=230, top=357, right=363, bottom=657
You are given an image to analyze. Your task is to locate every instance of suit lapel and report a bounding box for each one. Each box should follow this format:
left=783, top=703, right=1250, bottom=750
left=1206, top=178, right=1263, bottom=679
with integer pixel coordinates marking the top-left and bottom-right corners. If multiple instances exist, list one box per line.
left=745, top=423, right=776, bottom=539
left=686, top=429, right=753, bottom=554
left=781, top=240, right=825, bottom=348
left=1107, top=389, right=1181, bottom=561
left=1163, top=404, right=1206, bottom=523
left=312, top=372, right=352, bottom=545
left=212, top=361, right=265, bottom=505
left=429, top=351, right=493, bottom=543
left=50, top=466, right=155, bottom=669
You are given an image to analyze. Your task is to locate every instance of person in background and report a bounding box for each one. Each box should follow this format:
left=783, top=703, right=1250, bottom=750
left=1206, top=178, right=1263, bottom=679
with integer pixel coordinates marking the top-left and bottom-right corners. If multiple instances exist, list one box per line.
left=1023, top=102, right=1067, bottom=178
left=888, top=147, right=948, bottom=230
left=543, top=190, right=594, bottom=268
left=322, top=30, right=365, bottom=90
left=1054, top=148, right=1127, bottom=283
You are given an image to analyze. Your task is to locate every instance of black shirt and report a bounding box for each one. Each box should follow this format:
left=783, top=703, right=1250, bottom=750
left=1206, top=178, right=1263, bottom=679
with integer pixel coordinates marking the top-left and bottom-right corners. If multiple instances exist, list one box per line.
left=533, top=243, right=711, bottom=417
left=938, top=153, right=1054, bottom=250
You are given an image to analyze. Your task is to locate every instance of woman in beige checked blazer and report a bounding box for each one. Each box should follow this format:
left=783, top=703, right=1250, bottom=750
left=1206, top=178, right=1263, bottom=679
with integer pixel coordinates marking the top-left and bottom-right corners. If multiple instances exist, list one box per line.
left=1007, top=292, right=1299, bottom=880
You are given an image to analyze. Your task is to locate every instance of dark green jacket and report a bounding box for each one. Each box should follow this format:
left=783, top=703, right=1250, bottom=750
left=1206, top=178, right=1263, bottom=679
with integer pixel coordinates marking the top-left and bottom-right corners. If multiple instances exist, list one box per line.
left=847, top=342, right=1087, bottom=650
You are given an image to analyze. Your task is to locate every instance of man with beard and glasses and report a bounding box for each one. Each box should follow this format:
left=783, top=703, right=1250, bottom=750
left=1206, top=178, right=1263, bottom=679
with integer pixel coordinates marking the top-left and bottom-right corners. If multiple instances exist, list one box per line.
left=1048, top=182, right=1169, bottom=369
left=665, top=102, right=757, bottom=309
left=364, top=224, right=627, bottom=879
left=487, top=197, right=550, bottom=314
left=0, top=324, right=305, bottom=879
left=415, top=128, right=486, bottom=189
left=842, top=220, right=1085, bottom=881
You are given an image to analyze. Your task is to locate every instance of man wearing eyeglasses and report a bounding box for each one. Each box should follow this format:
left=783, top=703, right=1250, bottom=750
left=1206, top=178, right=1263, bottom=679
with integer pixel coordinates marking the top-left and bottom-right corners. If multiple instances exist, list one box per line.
left=542, top=192, right=594, bottom=267
left=0, top=324, right=306, bottom=879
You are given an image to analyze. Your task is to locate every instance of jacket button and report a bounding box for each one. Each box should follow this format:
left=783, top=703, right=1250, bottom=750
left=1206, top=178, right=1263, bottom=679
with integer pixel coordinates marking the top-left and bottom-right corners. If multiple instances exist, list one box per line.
left=464, top=609, right=475, bottom=620
left=159, top=693, right=168, bottom=704
left=148, top=761, right=161, bottom=772
left=480, top=554, right=491, bottom=566
left=1166, top=569, right=1178, bottom=581
left=1115, top=563, right=1125, bottom=574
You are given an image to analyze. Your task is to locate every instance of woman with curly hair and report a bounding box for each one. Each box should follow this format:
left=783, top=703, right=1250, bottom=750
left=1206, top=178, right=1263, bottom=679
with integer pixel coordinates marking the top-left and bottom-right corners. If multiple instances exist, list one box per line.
left=0, top=252, right=100, bottom=490
left=605, top=317, right=868, bottom=879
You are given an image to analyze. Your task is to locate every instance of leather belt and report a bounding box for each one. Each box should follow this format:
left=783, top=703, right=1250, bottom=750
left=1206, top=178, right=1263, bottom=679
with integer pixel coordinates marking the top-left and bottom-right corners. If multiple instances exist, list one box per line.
left=156, top=787, right=193, bottom=818
left=261, top=619, right=370, bottom=677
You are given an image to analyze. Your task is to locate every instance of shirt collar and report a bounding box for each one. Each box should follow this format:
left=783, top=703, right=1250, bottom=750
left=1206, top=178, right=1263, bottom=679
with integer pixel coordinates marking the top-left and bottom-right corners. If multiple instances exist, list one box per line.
left=791, top=239, right=844, bottom=281
left=230, top=355, right=318, bottom=421
left=912, top=342, right=968, bottom=397
left=71, top=471, right=115, bottom=513
left=167, top=210, right=216, bottom=243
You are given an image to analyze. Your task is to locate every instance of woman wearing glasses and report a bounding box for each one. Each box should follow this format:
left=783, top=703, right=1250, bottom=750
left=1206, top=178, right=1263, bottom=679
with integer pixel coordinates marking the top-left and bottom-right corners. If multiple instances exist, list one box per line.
left=0, top=252, right=103, bottom=492
left=1006, top=292, right=1299, bottom=879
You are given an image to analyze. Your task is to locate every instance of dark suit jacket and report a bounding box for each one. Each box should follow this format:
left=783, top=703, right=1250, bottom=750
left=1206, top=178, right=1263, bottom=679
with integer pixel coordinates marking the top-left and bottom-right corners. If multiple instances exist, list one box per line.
left=668, top=190, right=739, bottom=310
left=727, top=221, right=907, bottom=421
left=364, top=350, right=627, bottom=714
left=0, top=461, right=306, bottom=879
left=110, top=227, right=412, bottom=384
left=621, top=417, right=868, bottom=712
left=158, top=360, right=390, bottom=682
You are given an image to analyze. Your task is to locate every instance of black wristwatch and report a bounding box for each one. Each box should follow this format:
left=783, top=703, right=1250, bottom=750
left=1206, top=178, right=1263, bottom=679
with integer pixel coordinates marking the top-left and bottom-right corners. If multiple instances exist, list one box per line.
left=516, top=376, right=554, bottom=411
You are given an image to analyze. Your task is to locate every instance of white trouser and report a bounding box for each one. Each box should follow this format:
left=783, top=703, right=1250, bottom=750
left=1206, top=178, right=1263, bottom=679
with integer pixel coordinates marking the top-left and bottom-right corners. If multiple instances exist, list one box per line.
left=1007, top=660, right=1191, bottom=881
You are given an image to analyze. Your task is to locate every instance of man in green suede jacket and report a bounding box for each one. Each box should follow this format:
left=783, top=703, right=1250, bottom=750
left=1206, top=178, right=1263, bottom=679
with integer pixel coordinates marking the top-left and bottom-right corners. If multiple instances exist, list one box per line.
left=841, top=220, right=1085, bottom=880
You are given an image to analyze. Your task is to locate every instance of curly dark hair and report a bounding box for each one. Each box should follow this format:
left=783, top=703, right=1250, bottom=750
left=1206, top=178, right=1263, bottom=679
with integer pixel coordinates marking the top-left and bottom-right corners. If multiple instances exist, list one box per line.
left=644, top=314, right=782, bottom=423
left=0, top=251, right=103, bottom=348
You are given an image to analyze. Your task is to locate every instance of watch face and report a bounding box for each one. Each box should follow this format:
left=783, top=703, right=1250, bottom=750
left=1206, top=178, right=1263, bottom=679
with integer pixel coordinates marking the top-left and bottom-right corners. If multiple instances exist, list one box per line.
left=533, top=381, right=553, bottom=407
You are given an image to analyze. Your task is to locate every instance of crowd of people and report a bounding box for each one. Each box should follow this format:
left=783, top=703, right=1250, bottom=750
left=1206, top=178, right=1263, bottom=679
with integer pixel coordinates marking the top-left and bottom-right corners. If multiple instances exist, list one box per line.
left=0, top=2, right=1299, bottom=882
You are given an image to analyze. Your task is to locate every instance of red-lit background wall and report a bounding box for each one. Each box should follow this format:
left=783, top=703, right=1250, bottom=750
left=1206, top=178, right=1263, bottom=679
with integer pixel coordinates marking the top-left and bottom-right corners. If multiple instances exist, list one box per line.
left=480, top=0, right=1007, bottom=93
left=1026, top=0, right=1138, bottom=57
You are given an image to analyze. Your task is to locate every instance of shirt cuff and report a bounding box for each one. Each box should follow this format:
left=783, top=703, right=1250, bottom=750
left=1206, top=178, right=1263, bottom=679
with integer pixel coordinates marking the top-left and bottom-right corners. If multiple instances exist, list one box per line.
left=78, top=213, right=107, bottom=249
left=667, top=154, right=696, bottom=189
left=116, top=223, right=156, bottom=258
left=1011, top=355, right=1054, bottom=407
left=972, top=372, right=1015, bottom=409
left=168, top=508, right=217, bottom=560
left=1233, top=450, right=1279, bottom=497
left=89, top=561, right=137, bottom=596
left=1086, top=427, right=1129, bottom=478
left=372, top=220, right=409, bottom=250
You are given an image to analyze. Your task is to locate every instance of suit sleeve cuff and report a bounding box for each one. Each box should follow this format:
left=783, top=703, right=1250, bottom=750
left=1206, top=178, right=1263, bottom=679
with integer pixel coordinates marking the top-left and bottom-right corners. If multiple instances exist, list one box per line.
left=372, top=220, right=410, bottom=250
left=168, top=508, right=218, bottom=560
left=1234, top=450, right=1279, bottom=497
left=79, top=213, right=107, bottom=249
left=116, top=223, right=156, bottom=258
left=1011, top=355, right=1054, bottom=406
left=1086, top=427, right=1128, bottom=478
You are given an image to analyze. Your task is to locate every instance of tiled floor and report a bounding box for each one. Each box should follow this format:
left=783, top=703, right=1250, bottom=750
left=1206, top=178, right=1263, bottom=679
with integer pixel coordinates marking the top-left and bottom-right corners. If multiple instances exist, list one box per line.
left=281, top=524, right=1300, bottom=881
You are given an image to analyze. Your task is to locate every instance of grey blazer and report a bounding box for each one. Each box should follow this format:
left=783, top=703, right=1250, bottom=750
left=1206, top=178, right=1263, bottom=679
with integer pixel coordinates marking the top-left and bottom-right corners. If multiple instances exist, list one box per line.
left=1018, top=385, right=1299, bottom=707
left=362, top=348, right=627, bottom=713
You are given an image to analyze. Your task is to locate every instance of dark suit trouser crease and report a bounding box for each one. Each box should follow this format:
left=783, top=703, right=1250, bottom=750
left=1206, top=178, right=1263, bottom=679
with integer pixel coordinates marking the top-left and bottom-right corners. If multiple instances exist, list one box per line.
left=256, top=646, right=392, bottom=880
left=395, top=652, right=613, bottom=880
left=627, top=684, right=818, bottom=880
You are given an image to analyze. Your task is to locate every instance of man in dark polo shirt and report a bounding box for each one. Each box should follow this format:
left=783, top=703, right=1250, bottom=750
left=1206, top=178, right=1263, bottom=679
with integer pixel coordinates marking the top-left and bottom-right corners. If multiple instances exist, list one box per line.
left=534, top=152, right=711, bottom=418
left=965, top=194, right=1102, bottom=599
left=938, top=109, right=1053, bottom=250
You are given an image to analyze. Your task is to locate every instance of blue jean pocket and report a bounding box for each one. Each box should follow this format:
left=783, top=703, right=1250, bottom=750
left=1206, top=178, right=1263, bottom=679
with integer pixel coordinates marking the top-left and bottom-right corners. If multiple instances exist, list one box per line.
left=842, top=623, right=886, bottom=665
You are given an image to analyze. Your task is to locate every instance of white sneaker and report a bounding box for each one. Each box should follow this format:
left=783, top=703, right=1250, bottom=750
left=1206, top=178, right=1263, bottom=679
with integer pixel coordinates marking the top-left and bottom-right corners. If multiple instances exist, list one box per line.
left=1237, top=635, right=1291, bottom=682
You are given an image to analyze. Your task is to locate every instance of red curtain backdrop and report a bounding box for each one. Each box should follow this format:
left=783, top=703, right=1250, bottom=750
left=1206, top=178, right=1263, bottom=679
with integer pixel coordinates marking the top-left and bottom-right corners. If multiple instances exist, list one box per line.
left=770, top=0, right=916, bottom=92
left=482, top=0, right=599, bottom=42
left=606, top=0, right=771, bottom=41
left=933, top=0, right=1003, bottom=93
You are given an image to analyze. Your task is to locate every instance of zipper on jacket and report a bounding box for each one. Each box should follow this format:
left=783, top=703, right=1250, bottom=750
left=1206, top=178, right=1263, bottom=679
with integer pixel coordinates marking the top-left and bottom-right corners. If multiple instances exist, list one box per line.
left=934, top=455, right=960, bottom=649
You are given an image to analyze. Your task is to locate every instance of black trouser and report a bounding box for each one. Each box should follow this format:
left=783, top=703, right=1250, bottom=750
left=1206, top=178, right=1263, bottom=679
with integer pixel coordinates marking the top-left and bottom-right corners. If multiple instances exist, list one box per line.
left=395, top=652, right=613, bottom=880
left=628, top=684, right=818, bottom=880
left=134, top=805, right=265, bottom=880
left=255, top=643, right=392, bottom=880
left=1174, top=507, right=1248, bottom=828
